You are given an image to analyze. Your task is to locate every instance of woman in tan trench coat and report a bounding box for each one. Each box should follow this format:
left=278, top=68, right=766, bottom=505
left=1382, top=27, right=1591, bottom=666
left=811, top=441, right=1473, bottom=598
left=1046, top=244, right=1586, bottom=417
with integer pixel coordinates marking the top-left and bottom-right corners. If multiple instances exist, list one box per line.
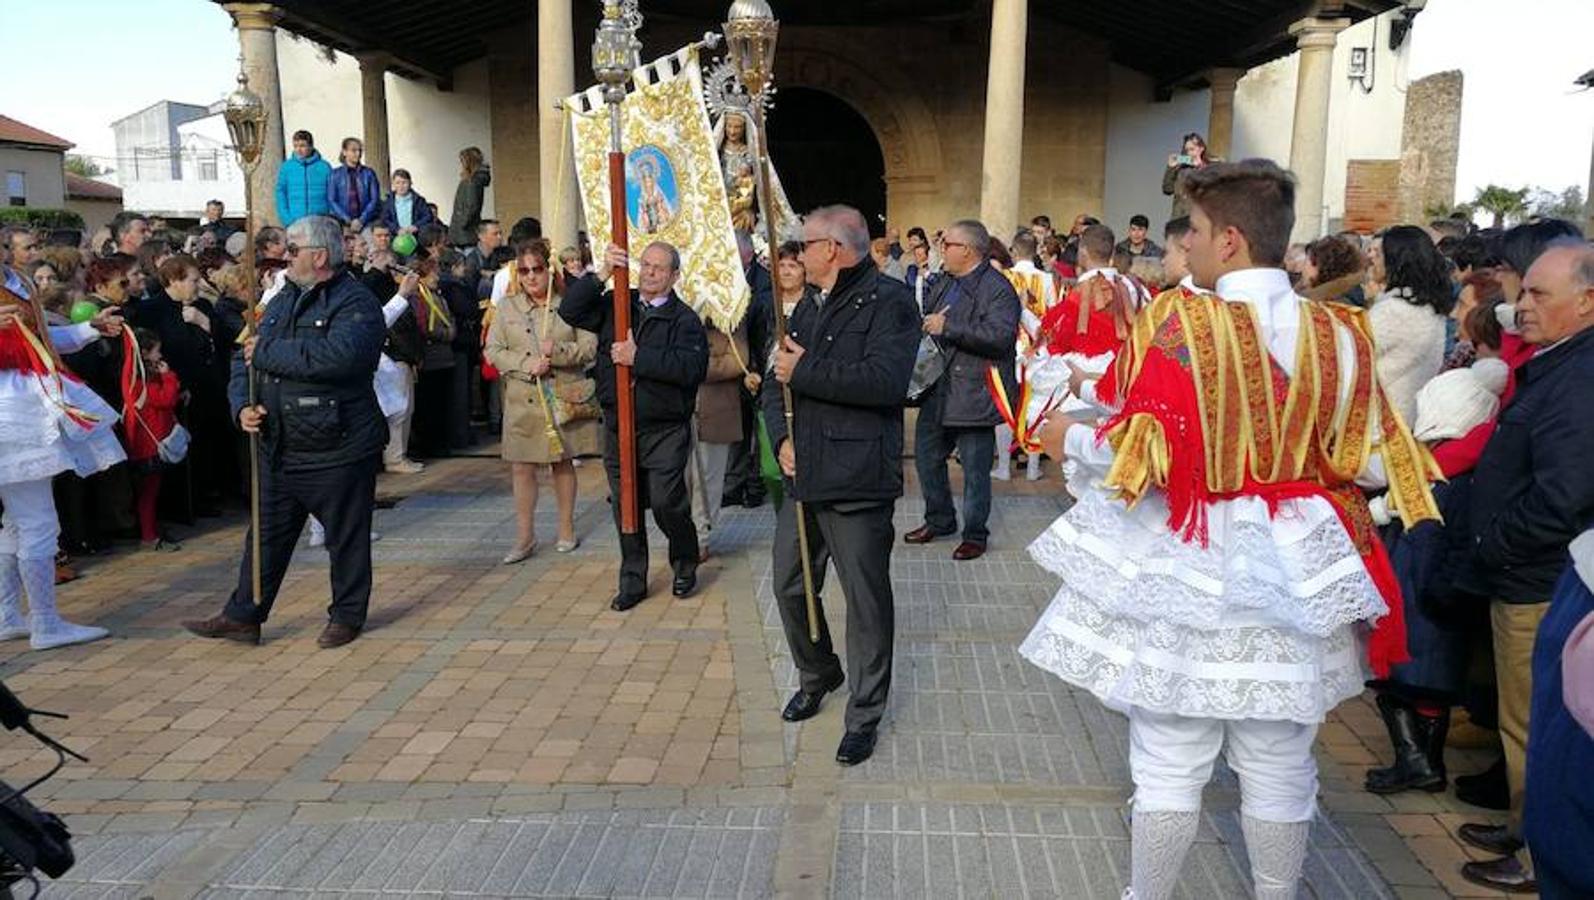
left=484, top=242, right=599, bottom=563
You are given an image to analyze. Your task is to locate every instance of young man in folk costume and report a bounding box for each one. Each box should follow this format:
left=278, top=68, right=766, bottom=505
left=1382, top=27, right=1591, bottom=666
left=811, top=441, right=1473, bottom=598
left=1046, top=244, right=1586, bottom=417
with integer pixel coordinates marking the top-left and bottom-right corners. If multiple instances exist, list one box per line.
left=1025, top=159, right=1440, bottom=900
left=0, top=272, right=124, bottom=650
left=1019, top=224, right=1151, bottom=483
left=993, top=231, right=1058, bottom=481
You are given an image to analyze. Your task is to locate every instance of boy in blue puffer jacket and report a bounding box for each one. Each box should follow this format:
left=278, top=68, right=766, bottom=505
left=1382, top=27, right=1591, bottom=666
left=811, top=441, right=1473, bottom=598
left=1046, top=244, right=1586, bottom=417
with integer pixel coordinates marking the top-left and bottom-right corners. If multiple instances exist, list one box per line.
left=275, top=129, right=332, bottom=226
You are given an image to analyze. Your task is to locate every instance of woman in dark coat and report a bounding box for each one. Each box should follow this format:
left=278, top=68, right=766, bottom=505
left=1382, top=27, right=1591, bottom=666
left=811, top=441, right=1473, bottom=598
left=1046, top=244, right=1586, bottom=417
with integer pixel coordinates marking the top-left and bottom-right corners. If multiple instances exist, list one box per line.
left=448, top=148, right=491, bottom=248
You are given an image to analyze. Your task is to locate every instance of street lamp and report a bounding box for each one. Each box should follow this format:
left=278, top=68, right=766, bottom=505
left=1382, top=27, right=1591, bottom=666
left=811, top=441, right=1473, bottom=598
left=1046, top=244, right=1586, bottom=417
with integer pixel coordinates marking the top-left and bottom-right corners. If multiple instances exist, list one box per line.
left=223, top=66, right=267, bottom=608
left=592, top=0, right=643, bottom=534
left=723, top=0, right=819, bottom=642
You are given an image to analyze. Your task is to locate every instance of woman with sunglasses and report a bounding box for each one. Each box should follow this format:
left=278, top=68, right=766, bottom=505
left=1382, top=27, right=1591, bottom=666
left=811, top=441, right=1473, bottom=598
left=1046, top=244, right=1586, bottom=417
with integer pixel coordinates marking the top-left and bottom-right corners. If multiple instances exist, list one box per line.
left=484, top=241, right=599, bottom=562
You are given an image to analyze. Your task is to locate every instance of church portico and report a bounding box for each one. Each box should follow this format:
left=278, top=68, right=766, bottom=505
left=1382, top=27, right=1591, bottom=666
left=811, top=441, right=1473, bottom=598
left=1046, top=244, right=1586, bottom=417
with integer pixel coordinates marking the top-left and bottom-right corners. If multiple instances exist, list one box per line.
left=217, top=0, right=1405, bottom=239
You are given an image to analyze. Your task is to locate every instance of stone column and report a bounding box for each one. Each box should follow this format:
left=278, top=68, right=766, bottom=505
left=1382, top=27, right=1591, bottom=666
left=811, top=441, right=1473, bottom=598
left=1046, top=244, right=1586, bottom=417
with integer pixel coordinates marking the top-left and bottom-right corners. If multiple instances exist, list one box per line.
left=357, top=53, right=392, bottom=192
left=1205, top=68, right=1245, bottom=161
left=978, top=0, right=1027, bottom=233
left=1287, top=17, right=1350, bottom=242
left=538, top=0, right=580, bottom=250
left=222, top=2, right=286, bottom=227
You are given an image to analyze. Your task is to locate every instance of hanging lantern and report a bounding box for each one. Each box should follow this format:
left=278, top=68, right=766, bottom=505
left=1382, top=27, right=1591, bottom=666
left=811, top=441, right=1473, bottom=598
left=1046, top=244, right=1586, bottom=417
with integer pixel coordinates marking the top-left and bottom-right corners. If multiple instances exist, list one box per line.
left=222, top=69, right=267, bottom=171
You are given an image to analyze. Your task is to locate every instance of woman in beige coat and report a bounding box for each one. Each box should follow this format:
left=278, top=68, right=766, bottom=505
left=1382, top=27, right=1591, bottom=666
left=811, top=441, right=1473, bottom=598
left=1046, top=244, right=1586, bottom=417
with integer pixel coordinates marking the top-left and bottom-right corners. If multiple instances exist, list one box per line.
left=484, top=242, right=599, bottom=563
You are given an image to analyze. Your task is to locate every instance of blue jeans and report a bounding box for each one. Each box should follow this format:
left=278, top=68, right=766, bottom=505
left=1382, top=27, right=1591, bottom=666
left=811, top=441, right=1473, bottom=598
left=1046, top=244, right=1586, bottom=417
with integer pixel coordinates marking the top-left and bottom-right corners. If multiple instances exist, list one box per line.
left=914, top=404, right=995, bottom=545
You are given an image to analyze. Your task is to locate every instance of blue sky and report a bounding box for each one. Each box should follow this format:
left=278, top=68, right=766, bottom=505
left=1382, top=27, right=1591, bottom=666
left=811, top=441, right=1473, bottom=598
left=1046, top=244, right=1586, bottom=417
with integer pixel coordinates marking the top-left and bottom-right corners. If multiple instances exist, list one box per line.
left=3, top=0, right=1590, bottom=204
left=5, top=0, right=239, bottom=164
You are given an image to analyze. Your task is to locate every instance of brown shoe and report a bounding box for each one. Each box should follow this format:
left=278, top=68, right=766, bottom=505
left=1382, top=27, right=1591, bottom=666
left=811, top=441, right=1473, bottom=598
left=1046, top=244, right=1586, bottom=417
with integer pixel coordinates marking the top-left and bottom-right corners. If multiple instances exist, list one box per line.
left=952, top=541, right=986, bottom=561
left=317, top=621, right=361, bottom=649
left=903, top=524, right=952, bottom=545
left=182, top=614, right=261, bottom=645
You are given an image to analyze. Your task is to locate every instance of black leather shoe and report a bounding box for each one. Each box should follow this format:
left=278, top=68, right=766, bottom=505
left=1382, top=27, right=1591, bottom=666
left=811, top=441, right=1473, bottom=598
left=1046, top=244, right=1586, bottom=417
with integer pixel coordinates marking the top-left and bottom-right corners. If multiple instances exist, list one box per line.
left=1456, top=757, right=1510, bottom=810
left=835, top=730, right=877, bottom=766
left=672, top=569, right=698, bottom=598
left=611, top=592, right=646, bottom=612
left=1457, top=823, right=1524, bottom=856
left=781, top=675, right=844, bottom=722
left=1460, top=855, right=1537, bottom=894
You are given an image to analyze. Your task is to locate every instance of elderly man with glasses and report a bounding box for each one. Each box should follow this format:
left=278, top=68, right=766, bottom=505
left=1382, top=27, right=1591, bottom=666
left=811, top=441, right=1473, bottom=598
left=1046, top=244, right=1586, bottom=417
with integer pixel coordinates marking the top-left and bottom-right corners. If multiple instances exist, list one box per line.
left=765, top=205, right=920, bottom=767
left=905, top=219, right=1021, bottom=561
left=183, top=215, right=388, bottom=649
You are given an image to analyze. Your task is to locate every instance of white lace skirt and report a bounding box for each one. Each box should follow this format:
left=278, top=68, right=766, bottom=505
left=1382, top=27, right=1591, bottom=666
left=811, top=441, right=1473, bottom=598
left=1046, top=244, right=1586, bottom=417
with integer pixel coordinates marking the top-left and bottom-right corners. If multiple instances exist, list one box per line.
left=1020, top=486, right=1382, bottom=724
left=0, top=371, right=125, bottom=486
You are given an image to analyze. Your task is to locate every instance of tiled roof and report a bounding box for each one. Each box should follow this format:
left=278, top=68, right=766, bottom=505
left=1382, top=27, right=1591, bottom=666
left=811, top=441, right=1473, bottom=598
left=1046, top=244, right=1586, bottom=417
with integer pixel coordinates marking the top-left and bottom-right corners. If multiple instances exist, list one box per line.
left=65, top=173, right=123, bottom=201
left=0, top=115, right=73, bottom=150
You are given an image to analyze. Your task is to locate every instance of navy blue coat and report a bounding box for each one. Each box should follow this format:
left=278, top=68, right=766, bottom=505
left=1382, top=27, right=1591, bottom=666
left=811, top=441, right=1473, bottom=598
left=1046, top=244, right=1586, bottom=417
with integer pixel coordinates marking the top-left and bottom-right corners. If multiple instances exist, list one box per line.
left=229, top=269, right=387, bottom=472
left=327, top=164, right=382, bottom=226
left=761, top=261, right=919, bottom=504
left=1467, top=326, right=1594, bottom=602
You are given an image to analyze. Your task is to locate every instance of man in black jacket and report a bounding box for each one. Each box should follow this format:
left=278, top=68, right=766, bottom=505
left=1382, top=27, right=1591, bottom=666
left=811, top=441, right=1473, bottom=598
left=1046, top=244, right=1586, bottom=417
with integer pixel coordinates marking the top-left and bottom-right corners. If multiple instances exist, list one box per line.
left=1455, top=239, right=1594, bottom=892
left=905, top=219, right=1020, bottom=560
left=562, top=240, right=709, bottom=612
left=764, top=205, right=919, bottom=766
left=182, top=216, right=388, bottom=649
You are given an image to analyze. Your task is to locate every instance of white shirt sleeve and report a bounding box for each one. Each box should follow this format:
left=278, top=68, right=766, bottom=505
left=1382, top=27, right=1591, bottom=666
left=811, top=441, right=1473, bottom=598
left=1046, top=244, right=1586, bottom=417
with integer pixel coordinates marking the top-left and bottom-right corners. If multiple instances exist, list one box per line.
left=48, top=322, right=98, bottom=354
left=1063, top=421, right=1116, bottom=475
left=382, top=293, right=410, bottom=328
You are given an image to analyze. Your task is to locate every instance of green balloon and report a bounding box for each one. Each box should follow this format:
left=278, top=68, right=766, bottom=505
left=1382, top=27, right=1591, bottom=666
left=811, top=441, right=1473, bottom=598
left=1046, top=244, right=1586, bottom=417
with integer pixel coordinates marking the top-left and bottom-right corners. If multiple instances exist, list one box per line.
left=392, top=233, right=417, bottom=256
left=69, top=300, right=100, bottom=324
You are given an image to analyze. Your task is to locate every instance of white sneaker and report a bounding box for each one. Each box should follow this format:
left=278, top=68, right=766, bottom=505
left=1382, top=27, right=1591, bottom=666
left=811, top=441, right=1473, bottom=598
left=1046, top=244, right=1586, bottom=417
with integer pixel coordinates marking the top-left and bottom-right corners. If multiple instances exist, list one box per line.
left=991, top=467, right=1011, bottom=482
left=30, top=620, right=110, bottom=651
left=384, top=459, right=425, bottom=475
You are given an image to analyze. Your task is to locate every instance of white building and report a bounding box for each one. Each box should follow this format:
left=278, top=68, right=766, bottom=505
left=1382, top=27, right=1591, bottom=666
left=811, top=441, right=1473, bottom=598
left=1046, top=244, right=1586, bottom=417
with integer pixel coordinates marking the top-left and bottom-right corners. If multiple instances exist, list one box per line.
left=112, top=99, right=246, bottom=219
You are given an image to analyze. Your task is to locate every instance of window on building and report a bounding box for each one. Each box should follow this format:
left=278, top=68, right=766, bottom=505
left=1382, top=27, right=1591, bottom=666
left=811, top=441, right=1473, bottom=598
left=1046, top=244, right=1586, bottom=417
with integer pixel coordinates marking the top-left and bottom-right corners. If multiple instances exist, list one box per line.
left=5, top=171, right=23, bottom=207
left=199, top=153, right=218, bottom=181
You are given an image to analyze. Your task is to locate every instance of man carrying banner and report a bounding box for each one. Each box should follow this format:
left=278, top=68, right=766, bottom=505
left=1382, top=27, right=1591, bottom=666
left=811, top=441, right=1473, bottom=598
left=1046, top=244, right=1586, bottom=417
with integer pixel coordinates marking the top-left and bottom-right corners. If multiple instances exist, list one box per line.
left=562, top=241, right=708, bottom=612
left=765, top=205, right=919, bottom=766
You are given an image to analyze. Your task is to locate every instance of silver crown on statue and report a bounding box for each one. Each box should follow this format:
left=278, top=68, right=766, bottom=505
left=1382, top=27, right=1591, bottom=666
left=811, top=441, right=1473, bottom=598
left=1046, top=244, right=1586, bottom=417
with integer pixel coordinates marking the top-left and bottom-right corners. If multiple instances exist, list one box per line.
left=703, top=56, right=771, bottom=121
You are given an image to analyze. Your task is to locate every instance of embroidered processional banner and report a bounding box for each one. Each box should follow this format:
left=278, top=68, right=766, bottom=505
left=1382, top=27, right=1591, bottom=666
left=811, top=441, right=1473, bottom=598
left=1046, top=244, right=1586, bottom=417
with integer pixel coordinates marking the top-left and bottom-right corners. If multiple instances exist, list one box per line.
left=567, top=46, right=750, bottom=334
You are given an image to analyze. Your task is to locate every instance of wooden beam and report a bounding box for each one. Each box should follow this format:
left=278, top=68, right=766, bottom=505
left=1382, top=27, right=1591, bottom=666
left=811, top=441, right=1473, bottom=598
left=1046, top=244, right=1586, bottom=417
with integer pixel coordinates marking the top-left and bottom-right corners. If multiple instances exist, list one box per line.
left=274, top=6, right=455, bottom=89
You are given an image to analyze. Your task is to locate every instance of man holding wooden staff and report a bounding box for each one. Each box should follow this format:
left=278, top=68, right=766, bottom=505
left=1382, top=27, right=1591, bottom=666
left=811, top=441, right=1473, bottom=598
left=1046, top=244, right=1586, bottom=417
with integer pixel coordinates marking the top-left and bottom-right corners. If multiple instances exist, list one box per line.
left=765, top=205, right=919, bottom=766
left=562, top=240, right=708, bottom=612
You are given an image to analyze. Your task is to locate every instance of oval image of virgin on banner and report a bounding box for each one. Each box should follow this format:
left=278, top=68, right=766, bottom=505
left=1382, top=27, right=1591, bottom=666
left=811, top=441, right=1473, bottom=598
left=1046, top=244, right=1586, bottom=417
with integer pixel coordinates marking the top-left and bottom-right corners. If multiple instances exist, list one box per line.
left=626, top=145, right=679, bottom=234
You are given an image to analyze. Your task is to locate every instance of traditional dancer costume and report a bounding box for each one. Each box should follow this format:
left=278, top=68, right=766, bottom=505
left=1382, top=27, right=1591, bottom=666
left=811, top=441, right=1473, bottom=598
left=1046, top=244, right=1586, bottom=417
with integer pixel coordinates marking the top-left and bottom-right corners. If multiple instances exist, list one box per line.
left=0, top=282, right=121, bottom=649
left=1021, top=268, right=1439, bottom=899
left=994, top=260, right=1058, bottom=481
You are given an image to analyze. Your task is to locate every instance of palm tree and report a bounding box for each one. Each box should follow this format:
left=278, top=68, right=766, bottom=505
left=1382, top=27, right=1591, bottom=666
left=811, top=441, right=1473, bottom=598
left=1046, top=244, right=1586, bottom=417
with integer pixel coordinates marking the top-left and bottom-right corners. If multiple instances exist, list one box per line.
left=1472, top=185, right=1530, bottom=228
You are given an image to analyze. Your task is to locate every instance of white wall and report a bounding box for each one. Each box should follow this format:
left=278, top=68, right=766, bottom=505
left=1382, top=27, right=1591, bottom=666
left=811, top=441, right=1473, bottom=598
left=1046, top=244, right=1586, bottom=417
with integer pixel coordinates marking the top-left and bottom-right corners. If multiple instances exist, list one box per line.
left=122, top=114, right=246, bottom=217
left=1102, top=63, right=1209, bottom=237
left=274, top=33, right=496, bottom=219
left=1231, top=11, right=1410, bottom=233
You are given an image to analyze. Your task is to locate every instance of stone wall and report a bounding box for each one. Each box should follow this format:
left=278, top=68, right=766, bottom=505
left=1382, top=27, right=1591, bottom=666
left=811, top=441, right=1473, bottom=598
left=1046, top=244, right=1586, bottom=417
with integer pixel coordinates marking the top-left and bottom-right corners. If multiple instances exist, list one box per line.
left=1398, top=70, right=1463, bottom=222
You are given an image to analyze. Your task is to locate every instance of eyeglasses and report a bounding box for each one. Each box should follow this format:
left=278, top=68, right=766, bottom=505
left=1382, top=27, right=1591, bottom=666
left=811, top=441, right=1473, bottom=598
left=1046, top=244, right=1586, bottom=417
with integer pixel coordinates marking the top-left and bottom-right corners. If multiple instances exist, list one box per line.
left=518, top=264, right=548, bottom=275
left=942, top=241, right=970, bottom=251
left=284, top=243, right=324, bottom=257
left=801, top=237, right=835, bottom=250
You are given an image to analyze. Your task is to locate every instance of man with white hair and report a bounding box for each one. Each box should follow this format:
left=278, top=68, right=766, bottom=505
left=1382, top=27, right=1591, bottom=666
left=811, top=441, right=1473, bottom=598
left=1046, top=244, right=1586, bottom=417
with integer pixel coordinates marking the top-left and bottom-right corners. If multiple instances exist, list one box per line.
left=766, top=204, right=919, bottom=766
left=183, top=215, right=388, bottom=649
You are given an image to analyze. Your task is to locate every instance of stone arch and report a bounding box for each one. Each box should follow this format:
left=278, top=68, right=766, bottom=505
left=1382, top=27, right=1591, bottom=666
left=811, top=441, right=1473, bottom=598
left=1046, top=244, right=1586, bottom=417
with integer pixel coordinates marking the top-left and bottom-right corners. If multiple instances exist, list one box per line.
left=773, top=31, right=944, bottom=222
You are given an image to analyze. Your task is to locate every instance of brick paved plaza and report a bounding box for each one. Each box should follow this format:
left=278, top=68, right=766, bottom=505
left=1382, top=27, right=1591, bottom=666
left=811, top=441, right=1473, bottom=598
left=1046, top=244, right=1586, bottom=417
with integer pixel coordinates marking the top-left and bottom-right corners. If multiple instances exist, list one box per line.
left=0, top=457, right=1520, bottom=898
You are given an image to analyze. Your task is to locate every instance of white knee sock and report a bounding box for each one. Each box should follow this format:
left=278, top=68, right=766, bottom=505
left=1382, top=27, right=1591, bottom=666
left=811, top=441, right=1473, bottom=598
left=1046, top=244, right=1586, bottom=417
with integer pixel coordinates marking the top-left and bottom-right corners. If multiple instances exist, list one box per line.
left=1241, top=815, right=1310, bottom=900
left=0, top=554, right=27, bottom=640
left=18, top=556, right=108, bottom=651
left=1130, top=810, right=1200, bottom=900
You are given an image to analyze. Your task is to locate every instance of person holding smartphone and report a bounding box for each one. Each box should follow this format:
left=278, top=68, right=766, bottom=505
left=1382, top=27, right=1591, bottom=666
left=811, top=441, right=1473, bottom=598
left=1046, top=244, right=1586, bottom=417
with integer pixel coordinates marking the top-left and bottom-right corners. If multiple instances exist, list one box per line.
left=1161, top=132, right=1216, bottom=219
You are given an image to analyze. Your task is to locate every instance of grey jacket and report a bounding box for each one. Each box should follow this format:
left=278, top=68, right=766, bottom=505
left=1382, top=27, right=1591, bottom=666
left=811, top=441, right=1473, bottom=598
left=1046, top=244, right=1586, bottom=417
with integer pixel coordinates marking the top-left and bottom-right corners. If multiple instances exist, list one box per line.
left=921, top=261, right=1021, bottom=428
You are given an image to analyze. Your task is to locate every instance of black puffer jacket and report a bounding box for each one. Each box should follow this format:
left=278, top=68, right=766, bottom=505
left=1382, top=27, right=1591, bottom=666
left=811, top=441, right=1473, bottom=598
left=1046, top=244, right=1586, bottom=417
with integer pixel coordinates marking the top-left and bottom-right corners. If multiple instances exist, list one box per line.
left=559, top=273, right=708, bottom=429
left=229, top=270, right=387, bottom=472
left=919, top=260, right=1020, bottom=428
left=761, top=261, right=919, bottom=504
left=1465, top=326, right=1594, bottom=603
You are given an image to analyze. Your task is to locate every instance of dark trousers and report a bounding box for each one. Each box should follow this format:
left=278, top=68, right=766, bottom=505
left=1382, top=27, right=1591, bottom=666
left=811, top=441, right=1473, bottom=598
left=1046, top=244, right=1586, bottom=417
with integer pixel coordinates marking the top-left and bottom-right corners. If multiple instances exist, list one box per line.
left=602, top=421, right=698, bottom=598
left=411, top=366, right=454, bottom=458
left=224, top=455, right=379, bottom=629
left=914, top=388, right=995, bottom=544
left=447, top=351, right=475, bottom=449
left=773, top=497, right=896, bottom=734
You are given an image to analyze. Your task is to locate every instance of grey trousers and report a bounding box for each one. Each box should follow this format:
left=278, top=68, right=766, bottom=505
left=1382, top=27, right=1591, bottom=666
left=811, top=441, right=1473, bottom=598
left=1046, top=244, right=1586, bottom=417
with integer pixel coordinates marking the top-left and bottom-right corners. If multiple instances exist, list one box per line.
left=772, top=497, right=897, bottom=735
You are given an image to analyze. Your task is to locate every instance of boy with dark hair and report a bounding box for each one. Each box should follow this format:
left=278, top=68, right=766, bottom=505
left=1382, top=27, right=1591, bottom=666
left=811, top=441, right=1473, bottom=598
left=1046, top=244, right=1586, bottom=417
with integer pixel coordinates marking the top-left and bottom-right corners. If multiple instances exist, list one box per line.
left=1026, top=158, right=1440, bottom=900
